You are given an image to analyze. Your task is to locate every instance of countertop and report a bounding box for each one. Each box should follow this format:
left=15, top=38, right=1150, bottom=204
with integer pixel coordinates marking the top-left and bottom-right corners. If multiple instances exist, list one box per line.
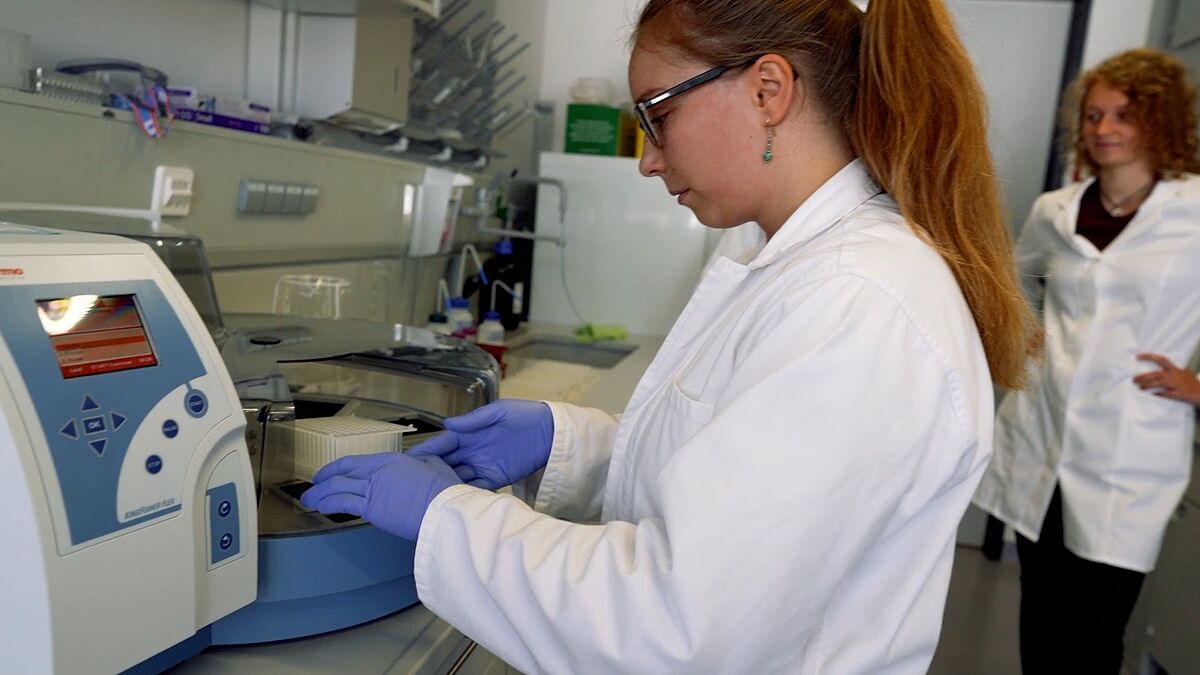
left=498, top=322, right=664, bottom=415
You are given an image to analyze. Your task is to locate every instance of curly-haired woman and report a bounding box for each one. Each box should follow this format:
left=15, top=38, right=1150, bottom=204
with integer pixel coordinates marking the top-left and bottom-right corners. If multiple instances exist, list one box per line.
left=974, top=48, right=1200, bottom=674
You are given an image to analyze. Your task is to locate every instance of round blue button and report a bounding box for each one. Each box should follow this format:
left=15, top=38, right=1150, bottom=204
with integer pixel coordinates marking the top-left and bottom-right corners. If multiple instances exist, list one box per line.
left=162, top=419, right=179, bottom=439
left=219, top=533, right=233, bottom=550
left=185, top=390, right=208, bottom=419
left=145, top=455, right=163, bottom=474
left=218, top=500, right=232, bottom=518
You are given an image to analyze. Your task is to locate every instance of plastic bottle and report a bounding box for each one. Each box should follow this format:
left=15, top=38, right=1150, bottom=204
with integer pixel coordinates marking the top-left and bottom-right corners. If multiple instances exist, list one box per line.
left=477, top=311, right=506, bottom=346
left=447, top=297, right=475, bottom=339
left=476, top=310, right=508, bottom=377
left=426, top=312, right=452, bottom=335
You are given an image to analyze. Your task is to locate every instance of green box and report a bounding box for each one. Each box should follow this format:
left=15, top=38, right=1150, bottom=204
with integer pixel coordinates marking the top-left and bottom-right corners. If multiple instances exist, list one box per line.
left=565, top=103, right=626, bottom=156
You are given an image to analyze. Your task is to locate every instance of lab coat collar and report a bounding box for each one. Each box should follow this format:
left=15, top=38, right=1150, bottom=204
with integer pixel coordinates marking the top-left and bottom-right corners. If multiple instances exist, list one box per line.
left=1047, top=177, right=1095, bottom=258
left=1048, top=176, right=1188, bottom=258
left=746, top=158, right=883, bottom=270
left=1113, top=176, right=1193, bottom=245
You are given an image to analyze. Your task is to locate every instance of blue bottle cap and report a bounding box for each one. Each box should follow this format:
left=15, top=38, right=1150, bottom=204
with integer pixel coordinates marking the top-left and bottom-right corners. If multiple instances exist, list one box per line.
left=483, top=310, right=502, bottom=321
left=495, top=239, right=514, bottom=255
left=449, top=297, right=470, bottom=308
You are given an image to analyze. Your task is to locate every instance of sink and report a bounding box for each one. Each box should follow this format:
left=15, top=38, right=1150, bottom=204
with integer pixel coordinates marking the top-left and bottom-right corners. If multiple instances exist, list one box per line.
left=507, top=334, right=637, bottom=368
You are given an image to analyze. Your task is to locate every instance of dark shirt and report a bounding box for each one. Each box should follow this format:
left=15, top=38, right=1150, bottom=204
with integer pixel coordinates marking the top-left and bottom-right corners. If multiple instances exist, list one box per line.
left=1076, top=180, right=1136, bottom=252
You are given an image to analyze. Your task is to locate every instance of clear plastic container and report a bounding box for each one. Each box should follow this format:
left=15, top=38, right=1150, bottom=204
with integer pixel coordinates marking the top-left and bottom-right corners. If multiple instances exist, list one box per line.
left=272, top=274, right=351, bottom=320
left=570, top=77, right=617, bottom=105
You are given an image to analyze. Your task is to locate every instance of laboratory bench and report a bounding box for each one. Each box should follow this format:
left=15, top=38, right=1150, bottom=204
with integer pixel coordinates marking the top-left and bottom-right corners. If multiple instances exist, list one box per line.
left=499, top=322, right=665, bottom=414
left=170, top=605, right=505, bottom=675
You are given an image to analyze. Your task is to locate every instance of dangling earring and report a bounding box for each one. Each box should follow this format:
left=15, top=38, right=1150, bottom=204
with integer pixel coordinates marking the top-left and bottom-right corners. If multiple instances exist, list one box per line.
left=763, top=126, right=775, bottom=164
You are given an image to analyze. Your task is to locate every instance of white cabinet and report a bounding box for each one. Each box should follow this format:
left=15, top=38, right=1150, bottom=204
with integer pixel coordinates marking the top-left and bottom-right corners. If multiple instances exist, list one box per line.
left=291, top=3, right=415, bottom=131
left=250, top=0, right=428, bottom=131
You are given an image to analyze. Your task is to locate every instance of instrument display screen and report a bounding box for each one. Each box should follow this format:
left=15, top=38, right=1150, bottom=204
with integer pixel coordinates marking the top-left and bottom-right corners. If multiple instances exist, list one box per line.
left=37, top=294, right=159, bottom=378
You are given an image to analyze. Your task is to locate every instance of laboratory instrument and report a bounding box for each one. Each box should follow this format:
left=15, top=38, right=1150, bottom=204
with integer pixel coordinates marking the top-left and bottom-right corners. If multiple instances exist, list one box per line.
left=0, top=224, right=257, bottom=674
left=0, top=209, right=501, bottom=665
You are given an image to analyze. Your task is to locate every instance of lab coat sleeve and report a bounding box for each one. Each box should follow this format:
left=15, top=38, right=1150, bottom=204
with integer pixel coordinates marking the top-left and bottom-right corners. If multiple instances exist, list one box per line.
left=513, top=401, right=617, bottom=522
left=413, top=276, right=977, bottom=674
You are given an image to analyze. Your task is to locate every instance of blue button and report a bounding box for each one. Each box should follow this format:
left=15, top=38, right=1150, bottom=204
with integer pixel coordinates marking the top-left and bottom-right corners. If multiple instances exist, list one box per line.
left=219, top=533, right=233, bottom=550
left=60, top=420, right=78, bottom=440
left=218, top=500, right=232, bottom=518
left=81, top=395, right=100, bottom=411
left=185, top=390, right=208, bottom=418
left=145, top=455, right=163, bottom=474
left=110, top=412, right=127, bottom=431
left=83, top=416, right=106, bottom=435
left=162, top=420, right=179, bottom=439
left=88, top=439, right=107, bottom=457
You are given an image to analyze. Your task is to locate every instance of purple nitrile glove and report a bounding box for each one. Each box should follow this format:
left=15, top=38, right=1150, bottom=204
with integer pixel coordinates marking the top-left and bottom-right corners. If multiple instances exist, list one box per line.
left=408, top=400, right=554, bottom=490
left=300, top=451, right=461, bottom=541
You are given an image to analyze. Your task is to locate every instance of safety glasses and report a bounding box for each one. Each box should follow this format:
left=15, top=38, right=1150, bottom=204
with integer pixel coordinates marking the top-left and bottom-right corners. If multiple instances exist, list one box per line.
left=634, top=64, right=737, bottom=148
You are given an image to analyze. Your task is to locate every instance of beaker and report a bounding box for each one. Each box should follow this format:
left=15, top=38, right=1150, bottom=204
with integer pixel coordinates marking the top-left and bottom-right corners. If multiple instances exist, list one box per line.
left=272, top=274, right=351, bottom=320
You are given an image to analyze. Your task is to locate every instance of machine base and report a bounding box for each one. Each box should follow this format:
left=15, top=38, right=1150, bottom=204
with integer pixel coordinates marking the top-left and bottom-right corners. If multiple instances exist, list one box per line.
left=210, top=524, right=420, bottom=645
left=123, top=626, right=212, bottom=675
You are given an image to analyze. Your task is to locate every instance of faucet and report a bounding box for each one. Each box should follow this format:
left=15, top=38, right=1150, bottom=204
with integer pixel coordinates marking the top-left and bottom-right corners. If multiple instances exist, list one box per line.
left=472, top=173, right=569, bottom=246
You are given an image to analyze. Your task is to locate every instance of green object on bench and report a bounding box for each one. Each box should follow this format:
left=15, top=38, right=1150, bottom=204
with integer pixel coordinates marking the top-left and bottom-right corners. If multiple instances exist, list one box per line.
left=574, top=323, right=629, bottom=343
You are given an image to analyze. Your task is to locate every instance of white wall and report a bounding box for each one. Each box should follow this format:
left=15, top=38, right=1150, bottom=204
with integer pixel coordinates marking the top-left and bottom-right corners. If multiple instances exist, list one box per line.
left=3, top=0, right=251, bottom=100
left=949, top=1, right=1074, bottom=234
left=1081, top=0, right=1156, bottom=68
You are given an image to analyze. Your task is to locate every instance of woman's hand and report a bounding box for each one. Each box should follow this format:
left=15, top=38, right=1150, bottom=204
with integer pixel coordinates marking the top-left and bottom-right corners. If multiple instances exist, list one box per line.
left=408, top=400, right=555, bottom=490
left=301, top=452, right=462, bottom=541
left=1134, top=353, right=1200, bottom=404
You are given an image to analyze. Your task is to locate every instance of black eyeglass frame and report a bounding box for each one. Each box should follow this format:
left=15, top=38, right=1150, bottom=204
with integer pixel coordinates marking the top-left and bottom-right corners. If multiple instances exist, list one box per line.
left=634, top=63, right=743, bottom=148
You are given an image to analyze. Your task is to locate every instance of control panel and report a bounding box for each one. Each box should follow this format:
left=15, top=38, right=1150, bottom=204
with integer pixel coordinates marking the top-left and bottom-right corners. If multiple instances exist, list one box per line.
left=206, top=482, right=241, bottom=567
left=0, top=280, right=220, bottom=552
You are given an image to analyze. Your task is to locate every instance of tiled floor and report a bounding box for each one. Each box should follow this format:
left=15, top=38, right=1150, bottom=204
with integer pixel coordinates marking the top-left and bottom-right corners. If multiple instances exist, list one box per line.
left=929, top=547, right=1023, bottom=675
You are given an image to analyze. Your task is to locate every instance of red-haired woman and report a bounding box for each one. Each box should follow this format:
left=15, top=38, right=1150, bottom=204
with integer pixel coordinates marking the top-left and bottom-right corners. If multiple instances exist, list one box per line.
left=975, top=48, right=1200, bottom=674
left=303, top=1, right=1038, bottom=672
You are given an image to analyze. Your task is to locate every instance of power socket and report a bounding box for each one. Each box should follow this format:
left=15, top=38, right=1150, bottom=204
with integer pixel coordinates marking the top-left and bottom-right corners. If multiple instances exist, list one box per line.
left=150, top=166, right=194, bottom=217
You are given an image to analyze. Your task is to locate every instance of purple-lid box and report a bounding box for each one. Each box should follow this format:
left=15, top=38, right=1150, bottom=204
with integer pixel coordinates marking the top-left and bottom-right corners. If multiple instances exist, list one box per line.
left=176, top=108, right=270, bottom=135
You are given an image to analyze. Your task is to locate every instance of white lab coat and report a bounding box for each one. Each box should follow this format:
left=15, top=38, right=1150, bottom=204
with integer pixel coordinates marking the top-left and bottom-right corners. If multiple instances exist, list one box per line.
left=414, top=160, right=994, bottom=674
left=974, top=175, right=1200, bottom=573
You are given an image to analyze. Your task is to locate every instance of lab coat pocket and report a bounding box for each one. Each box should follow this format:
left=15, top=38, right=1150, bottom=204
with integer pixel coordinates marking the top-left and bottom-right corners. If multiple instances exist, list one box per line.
left=635, top=380, right=716, bottom=474
left=667, top=377, right=716, bottom=424
left=1120, top=390, right=1193, bottom=476
left=621, top=379, right=717, bottom=513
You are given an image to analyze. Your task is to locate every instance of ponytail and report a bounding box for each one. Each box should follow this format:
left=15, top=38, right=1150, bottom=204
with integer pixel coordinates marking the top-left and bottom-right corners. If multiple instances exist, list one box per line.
left=853, top=0, right=1040, bottom=389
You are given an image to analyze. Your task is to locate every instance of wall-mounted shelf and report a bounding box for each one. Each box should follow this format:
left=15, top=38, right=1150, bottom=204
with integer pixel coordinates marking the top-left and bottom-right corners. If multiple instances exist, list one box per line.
left=251, top=0, right=439, bottom=19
